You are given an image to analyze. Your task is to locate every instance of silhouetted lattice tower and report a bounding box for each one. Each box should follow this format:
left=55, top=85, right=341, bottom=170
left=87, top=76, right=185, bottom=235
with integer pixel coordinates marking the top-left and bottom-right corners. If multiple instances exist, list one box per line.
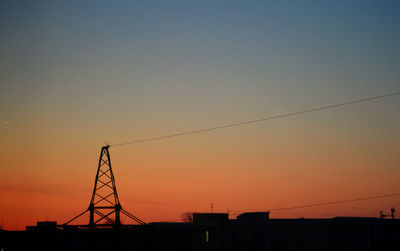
left=89, top=145, right=121, bottom=227
left=63, top=145, right=146, bottom=228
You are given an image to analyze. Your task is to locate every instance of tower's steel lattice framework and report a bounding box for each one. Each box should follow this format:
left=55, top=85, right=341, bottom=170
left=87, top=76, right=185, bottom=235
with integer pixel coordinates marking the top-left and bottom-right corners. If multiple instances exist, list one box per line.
left=63, top=145, right=146, bottom=228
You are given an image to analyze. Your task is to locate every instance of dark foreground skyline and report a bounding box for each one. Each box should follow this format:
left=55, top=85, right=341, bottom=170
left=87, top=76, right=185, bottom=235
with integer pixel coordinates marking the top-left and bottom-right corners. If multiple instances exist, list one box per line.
left=1, top=212, right=399, bottom=251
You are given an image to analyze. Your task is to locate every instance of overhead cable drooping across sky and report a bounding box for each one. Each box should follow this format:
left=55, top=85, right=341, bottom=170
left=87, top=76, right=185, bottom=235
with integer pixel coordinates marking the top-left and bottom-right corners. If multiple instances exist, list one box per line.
left=111, top=91, right=400, bottom=147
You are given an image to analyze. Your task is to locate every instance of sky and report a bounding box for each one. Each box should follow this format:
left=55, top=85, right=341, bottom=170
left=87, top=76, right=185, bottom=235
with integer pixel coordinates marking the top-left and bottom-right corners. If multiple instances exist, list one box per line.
left=1, top=0, right=399, bottom=230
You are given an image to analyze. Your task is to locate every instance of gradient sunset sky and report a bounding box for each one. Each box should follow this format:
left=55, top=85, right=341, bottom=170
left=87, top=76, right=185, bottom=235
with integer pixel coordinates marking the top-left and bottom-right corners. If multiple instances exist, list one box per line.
left=1, top=0, right=400, bottom=230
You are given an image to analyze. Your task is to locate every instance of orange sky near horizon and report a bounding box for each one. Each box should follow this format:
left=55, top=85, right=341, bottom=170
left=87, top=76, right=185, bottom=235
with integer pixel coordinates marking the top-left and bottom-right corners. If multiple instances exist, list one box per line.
left=1, top=103, right=399, bottom=230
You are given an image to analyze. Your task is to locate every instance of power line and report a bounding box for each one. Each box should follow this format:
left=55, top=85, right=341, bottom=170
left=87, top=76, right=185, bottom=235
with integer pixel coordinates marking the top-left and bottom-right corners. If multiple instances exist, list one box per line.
left=111, top=91, right=400, bottom=147
left=230, top=192, right=400, bottom=214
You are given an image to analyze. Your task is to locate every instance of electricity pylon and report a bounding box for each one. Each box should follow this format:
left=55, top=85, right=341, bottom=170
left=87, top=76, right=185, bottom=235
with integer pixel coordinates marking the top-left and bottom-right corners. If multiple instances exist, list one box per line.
left=63, top=145, right=146, bottom=228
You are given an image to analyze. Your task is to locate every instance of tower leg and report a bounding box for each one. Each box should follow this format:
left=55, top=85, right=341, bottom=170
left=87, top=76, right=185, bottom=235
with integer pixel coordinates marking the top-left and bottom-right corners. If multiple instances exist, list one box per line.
left=89, top=203, right=94, bottom=229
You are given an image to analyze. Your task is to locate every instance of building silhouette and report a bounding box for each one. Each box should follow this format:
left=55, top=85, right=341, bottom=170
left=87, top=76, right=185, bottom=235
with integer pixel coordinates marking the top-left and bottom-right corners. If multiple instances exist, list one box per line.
left=1, top=212, right=400, bottom=250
